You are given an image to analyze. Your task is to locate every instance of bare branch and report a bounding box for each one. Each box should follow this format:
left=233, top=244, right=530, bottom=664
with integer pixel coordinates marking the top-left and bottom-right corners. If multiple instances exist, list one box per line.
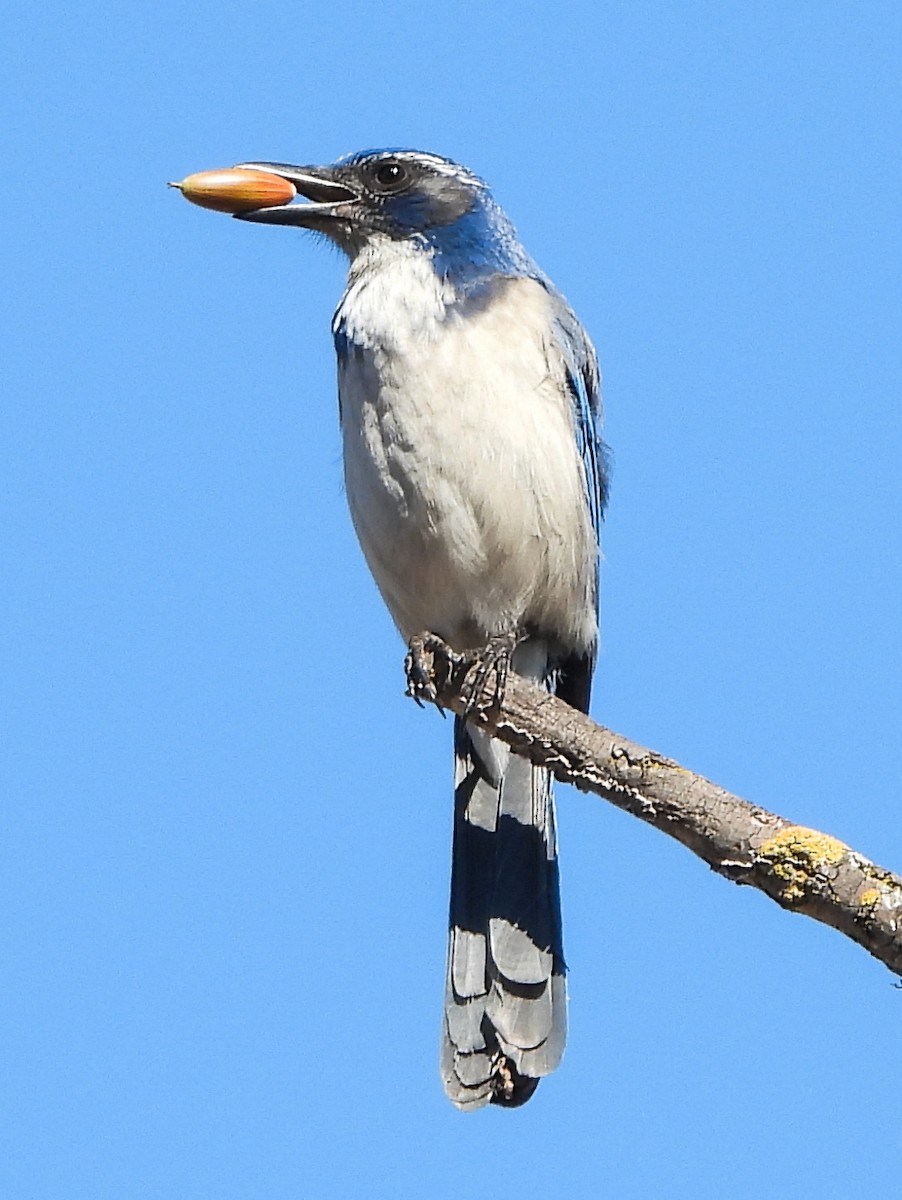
left=405, top=633, right=902, bottom=978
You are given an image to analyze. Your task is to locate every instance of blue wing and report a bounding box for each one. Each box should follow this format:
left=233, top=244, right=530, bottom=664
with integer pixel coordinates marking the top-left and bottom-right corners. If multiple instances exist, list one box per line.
left=541, top=282, right=608, bottom=527
left=566, top=330, right=608, bottom=544
left=542, top=285, right=610, bottom=712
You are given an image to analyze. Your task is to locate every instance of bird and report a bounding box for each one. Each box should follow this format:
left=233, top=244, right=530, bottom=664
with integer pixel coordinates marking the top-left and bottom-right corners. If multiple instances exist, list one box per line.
left=231, top=149, right=608, bottom=1109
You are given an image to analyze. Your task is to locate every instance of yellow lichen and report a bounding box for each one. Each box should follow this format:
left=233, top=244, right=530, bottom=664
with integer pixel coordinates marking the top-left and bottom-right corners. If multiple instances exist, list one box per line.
left=858, top=887, right=881, bottom=907
left=757, top=825, right=848, bottom=904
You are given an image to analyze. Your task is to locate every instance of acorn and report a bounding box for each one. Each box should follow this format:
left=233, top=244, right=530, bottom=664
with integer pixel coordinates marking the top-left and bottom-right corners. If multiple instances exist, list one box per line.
left=169, top=168, right=296, bottom=214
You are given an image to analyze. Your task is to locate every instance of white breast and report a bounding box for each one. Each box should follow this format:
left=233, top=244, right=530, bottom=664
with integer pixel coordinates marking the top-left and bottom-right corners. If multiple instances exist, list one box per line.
left=335, top=249, right=597, bottom=657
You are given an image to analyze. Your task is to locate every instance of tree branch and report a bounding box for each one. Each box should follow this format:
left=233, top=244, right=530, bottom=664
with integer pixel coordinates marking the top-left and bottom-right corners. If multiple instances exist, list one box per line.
left=405, top=633, right=902, bottom=978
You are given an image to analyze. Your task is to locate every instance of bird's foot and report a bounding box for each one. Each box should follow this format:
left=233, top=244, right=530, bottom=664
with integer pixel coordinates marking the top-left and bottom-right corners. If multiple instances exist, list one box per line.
left=461, top=631, right=520, bottom=720
left=405, top=633, right=460, bottom=708
left=406, top=631, right=520, bottom=718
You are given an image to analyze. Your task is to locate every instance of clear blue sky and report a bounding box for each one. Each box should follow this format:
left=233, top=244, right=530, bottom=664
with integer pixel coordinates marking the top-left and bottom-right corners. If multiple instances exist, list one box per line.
left=4, top=2, right=901, bottom=1196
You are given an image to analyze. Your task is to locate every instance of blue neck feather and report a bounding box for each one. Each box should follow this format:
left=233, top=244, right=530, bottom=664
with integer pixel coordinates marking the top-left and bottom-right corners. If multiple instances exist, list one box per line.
left=422, top=201, right=538, bottom=291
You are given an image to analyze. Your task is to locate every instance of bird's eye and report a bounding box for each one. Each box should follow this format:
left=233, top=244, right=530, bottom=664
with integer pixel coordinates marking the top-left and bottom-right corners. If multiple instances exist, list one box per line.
left=371, top=160, right=409, bottom=193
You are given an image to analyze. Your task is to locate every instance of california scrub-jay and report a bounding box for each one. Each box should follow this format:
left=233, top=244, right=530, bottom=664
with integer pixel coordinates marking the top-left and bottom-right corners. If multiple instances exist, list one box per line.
left=232, top=150, right=607, bottom=1109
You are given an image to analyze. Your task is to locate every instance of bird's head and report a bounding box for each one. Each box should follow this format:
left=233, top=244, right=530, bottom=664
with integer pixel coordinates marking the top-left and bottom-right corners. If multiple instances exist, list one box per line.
left=233, top=149, right=534, bottom=281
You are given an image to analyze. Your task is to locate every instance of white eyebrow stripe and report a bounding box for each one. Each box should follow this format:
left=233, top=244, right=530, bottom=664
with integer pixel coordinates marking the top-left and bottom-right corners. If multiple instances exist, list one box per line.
left=351, top=150, right=489, bottom=190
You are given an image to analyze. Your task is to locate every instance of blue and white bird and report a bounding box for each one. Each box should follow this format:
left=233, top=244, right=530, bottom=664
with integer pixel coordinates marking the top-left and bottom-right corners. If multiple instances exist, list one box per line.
left=233, top=149, right=608, bottom=1109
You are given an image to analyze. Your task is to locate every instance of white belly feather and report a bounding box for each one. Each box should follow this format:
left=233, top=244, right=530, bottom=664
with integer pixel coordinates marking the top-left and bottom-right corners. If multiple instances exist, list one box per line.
left=335, top=253, right=597, bottom=655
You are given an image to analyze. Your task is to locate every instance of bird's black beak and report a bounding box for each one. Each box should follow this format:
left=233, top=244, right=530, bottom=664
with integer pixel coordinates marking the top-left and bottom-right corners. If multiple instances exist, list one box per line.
left=232, top=162, right=358, bottom=225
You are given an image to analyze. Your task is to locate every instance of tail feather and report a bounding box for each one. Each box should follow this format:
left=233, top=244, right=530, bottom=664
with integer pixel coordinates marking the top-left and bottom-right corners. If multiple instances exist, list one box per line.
left=441, top=641, right=566, bottom=1110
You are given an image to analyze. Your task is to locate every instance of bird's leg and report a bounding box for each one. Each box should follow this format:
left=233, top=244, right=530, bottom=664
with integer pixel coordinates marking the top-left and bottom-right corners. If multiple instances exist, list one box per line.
left=461, top=630, right=521, bottom=719
left=405, top=631, right=521, bottom=716
left=405, top=632, right=461, bottom=708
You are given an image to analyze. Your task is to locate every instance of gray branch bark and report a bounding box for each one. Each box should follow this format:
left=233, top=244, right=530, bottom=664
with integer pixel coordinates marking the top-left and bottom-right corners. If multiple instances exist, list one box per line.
left=405, top=634, right=902, bottom=978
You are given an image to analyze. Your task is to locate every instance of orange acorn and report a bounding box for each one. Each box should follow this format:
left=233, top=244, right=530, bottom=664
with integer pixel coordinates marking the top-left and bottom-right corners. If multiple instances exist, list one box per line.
left=169, top=168, right=296, bottom=214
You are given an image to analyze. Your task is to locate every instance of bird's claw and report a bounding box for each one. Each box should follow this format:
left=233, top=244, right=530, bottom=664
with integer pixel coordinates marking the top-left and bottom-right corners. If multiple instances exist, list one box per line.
left=406, top=631, right=520, bottom=720
left=461, top=631, right=519, bottom=720
left=405, top=633, right=450, bottom=707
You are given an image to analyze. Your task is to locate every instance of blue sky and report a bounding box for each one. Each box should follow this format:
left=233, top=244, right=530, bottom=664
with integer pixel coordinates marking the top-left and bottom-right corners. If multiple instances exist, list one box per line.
left=4, top=2, right=901, bottom=1196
